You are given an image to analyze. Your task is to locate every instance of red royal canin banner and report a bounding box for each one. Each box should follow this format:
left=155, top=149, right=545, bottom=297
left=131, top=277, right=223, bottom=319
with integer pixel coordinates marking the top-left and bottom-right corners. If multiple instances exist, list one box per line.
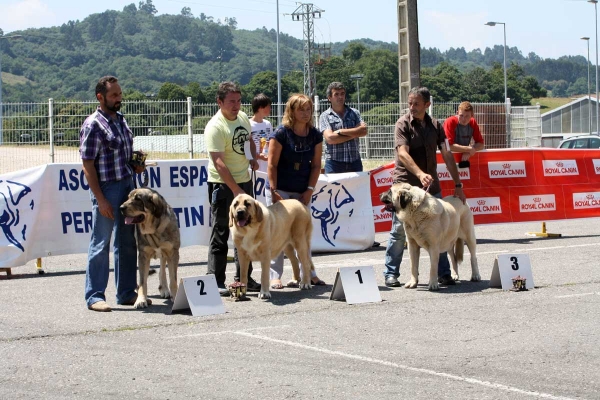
left=370, top=148, right=600, bottom=233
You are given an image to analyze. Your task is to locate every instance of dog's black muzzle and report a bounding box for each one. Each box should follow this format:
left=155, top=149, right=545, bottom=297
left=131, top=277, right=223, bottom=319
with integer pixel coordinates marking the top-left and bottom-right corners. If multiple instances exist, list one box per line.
left=379, top=190, right=396, bottom=212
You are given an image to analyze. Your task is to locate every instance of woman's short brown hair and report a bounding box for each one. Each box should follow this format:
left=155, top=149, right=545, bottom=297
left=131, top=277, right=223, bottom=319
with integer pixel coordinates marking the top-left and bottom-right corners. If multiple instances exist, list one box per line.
left=282, top=93, right=314, bottom=129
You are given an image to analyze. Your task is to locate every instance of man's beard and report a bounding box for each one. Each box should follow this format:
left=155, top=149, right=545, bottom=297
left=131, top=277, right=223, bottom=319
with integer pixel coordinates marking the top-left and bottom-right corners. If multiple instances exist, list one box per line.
left=105, top=101, right=121, bottom=113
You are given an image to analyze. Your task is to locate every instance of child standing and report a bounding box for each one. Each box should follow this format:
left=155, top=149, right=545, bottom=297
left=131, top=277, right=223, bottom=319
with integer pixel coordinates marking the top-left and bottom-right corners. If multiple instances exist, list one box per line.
left=250, top=94, right=273, bottom=168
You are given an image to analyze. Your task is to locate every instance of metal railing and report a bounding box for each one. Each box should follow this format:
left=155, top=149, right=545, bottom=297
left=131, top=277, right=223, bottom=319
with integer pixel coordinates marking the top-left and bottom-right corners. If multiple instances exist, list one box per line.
left=0, top=98, right=540, bottom=175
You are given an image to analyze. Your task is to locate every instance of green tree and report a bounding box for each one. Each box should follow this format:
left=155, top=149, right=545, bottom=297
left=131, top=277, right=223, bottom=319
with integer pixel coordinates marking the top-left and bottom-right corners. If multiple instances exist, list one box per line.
left=181, top=7, right=192, bottom=17
left=315, top=56, right=352, bottom=98
left=157, top=82, right=186, bottom=100
left=420, top=62, right=466, bottom=102
left=342, top=42, right=368, bottom=63
left=139, top=0, right=157, bottom=15
left=522, top=76, right=547, bottom=98
left=353, top=49, right=398, bottom=102
left=567, top=77, right=589, bottom=97
left=186, top=82, right=206, bottom=103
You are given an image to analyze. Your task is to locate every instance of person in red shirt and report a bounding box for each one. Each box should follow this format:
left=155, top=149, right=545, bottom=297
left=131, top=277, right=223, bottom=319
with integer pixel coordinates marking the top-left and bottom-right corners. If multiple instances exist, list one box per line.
left=443, top=101, right=485, bottom=164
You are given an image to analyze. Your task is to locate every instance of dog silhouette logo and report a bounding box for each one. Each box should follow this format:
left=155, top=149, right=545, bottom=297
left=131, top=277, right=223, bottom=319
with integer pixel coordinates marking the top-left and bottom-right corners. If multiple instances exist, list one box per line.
left=0, top=180, right=33, bottom=252
left=310, top=182, right=355, bottom=247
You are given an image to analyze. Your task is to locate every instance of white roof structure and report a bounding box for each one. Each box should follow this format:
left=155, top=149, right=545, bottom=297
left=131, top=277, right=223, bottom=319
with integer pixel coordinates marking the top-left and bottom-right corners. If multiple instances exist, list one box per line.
left=542, top=95, right=598, bottom=135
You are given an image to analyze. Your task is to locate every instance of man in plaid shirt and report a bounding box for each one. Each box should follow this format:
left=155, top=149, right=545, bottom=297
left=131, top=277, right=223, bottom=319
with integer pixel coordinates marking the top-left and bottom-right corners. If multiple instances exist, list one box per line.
left=80, top=76, right=144, bottom=312
left=318, top=82, right=368, bottom=173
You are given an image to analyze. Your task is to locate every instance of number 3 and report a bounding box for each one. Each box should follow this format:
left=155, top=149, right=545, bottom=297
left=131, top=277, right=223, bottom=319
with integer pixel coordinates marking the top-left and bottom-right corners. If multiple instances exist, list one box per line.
left=510, top=257, right=520, bottom=271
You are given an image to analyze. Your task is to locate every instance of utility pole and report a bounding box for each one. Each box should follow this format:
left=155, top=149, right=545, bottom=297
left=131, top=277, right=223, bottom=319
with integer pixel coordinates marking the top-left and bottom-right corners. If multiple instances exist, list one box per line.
left=397, top=0, right=420, bottom=106
left=290, top=3, right=324, bottom=99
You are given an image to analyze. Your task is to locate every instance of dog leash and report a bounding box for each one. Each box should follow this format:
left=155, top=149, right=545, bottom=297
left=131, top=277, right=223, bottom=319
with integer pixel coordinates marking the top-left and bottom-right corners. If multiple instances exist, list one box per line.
left=251, top=168, right=257, bottom=199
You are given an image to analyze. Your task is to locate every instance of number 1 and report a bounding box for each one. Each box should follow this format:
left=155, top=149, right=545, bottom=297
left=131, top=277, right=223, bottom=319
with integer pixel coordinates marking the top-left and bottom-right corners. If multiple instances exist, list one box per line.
left=355, top=269, right=363, bottom=284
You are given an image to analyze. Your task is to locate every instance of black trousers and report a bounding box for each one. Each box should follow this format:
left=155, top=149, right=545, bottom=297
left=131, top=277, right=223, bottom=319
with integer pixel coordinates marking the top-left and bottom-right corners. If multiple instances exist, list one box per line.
left=207, top=181, right=254, bottom=286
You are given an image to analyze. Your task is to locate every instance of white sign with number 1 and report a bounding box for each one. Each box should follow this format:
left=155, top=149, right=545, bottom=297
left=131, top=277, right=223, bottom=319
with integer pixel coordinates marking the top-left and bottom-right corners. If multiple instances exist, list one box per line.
left=490, top=254, right=535, bottom=290
left=172, top=275, right=225, bottom=316
left=330, top=266, right=382, bottom=304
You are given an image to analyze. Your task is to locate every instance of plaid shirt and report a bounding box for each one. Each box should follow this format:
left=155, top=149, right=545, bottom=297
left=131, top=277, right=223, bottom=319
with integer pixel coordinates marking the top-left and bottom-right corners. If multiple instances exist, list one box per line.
left=319, top=105, right=363, bottom=163
left=79, top=107, right=133, bottom=182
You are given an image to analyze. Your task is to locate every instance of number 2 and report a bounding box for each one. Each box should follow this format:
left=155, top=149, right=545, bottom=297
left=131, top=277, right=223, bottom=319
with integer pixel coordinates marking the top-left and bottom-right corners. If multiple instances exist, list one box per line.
left=197, top=279, right=207, bottom=295
left=510, top=257, right=520, bottom=271
left=355, top=269, right=363, bottom=284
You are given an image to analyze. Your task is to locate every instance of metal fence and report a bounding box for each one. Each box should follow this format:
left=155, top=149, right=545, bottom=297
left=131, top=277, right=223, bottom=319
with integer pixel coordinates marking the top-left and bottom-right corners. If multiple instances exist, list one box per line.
left=0, top=98, right=540, bottom=175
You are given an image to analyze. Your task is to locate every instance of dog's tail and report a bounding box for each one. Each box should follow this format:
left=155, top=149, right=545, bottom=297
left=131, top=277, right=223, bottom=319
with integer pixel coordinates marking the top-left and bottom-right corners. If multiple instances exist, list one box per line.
left=454, top=238, right=464, bottom=264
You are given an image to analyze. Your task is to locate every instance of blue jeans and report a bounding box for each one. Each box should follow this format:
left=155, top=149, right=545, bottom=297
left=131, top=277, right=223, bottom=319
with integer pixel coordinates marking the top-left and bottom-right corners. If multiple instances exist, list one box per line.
left=324, top=158, right=363, bottom=173
left=383, top=192, right=451, bottom=279
left=85, top=178, right=138, bottom=307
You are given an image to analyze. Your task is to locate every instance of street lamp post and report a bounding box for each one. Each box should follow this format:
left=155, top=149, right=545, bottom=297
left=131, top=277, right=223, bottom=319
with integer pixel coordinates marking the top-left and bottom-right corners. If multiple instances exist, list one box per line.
left=0, top=34, right=22, bottom=146
left=582, top=36, right=592, bottom=134
left=485, top=21, right=510, bottom=147
left=350, top=73, right=364, bottom=113
left=589, top=0, right=599, bottom=134
left=276, top=0, right=282, bottom=126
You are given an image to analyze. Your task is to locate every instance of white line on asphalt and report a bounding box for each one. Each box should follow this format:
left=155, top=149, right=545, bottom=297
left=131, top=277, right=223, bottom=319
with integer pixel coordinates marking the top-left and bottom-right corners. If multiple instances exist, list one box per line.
left=235, top=331, right=578, bottom=400
left=555, top=292, right=599, bottom=299
left=167, top=325, right=291, bottom=339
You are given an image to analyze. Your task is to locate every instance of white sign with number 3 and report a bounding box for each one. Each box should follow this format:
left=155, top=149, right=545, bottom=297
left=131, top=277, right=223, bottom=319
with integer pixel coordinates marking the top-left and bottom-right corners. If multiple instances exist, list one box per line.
left=330, top=266, right=382, bottom=304
left=490, top=254, right=535, bottom=290
left=172, top=275, right=226, bottom=316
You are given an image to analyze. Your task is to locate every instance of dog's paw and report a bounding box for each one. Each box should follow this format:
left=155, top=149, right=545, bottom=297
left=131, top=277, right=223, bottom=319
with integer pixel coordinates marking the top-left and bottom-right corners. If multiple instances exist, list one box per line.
left=428, top=282, right=440, bottom=291
left=471, top=273, right=481, bottom=282
left=159, top=288, right=171, bottom=299
left=452, top=273, right=460, bottom=281
left=258, top=290, right=272, bottom=300
left=299, top=282, right=312, bottom=290
left=134, top=298, right=149, bottom=308
left=404, top=280, right=418, bottom=289
left=286, top=279, right=299, bottom=288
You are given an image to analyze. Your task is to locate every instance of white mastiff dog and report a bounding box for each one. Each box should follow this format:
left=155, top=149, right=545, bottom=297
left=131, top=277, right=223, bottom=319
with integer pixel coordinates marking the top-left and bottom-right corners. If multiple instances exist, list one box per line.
left=380, top=183, right=481, bottom=290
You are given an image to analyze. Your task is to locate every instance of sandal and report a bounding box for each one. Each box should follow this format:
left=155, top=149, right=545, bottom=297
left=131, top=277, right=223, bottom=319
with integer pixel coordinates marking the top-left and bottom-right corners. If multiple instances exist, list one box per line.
left=270, top=279, right=284, bottom=289
left=311, top=277, right=326, bottom=286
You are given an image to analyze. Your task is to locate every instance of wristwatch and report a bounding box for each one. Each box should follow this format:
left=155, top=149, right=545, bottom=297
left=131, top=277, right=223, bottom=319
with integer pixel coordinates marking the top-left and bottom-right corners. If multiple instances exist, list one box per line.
left=455, top=182, right=463, bottom=189
left=336, top=129, right=344, bottom=136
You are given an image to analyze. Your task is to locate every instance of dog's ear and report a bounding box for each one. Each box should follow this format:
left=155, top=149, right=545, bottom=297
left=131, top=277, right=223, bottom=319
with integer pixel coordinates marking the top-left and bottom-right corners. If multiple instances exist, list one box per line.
left=150, top=192, right=165, bottom=218
left=228, top=203, right=235, bottom=228
left=254, top=199, right=264, bottom=223
left=379, top=189, right=392, bottom=204
left=400, top=191, right=412, bottom=209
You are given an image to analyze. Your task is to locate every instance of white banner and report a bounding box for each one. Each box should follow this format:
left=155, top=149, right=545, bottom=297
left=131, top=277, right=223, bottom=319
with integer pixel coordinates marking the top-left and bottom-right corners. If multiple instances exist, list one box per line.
left=0, top=161, right=374, bottom=269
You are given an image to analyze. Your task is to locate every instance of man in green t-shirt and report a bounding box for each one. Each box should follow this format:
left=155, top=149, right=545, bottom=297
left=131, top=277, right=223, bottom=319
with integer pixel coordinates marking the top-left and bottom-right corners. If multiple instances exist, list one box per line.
left=206, top=81, right=260, bottom=295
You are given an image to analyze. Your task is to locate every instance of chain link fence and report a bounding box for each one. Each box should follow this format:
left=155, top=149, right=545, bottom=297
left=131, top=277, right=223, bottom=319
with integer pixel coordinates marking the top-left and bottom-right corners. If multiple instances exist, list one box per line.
left=0, top=98, right=540, bottom=175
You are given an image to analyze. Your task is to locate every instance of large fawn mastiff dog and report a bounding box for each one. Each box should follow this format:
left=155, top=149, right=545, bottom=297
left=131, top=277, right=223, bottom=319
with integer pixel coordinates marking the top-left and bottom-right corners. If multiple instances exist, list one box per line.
left=380, top=183, right=481, bottom=290
left=229, top=194, right=314, bottom=300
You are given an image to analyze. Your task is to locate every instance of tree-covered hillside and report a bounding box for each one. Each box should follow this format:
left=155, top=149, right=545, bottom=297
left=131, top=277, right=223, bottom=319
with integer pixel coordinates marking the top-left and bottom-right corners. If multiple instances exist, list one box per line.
left=0, top=0, right=591, bottom=104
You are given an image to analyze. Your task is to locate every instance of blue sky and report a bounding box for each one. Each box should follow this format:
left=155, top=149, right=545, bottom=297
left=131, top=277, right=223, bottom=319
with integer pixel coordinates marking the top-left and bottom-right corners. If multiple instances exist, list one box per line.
left=0, top=0, right=596, bottom=59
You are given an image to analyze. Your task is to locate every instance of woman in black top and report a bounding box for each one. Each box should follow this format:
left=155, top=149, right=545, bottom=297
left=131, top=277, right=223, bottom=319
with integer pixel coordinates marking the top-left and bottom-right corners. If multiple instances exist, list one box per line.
left=266, top=93, right=325, bottom=289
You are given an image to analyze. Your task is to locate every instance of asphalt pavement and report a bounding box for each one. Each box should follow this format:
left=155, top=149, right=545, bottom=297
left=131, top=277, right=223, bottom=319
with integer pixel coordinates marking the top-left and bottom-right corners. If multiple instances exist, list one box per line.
left=0, top=218, right=599, bottom=399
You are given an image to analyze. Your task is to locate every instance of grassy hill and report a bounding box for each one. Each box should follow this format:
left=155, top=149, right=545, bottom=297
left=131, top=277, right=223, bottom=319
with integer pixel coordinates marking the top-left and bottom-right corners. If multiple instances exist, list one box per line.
left=531, top=97, right=573, bottom=114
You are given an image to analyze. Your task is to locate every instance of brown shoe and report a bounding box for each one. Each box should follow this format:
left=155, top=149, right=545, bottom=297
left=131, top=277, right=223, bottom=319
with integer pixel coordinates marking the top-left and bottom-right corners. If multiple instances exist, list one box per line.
left=88, top=301, right=112, bottom=312
left=121, top=294, right=152, bottom=306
